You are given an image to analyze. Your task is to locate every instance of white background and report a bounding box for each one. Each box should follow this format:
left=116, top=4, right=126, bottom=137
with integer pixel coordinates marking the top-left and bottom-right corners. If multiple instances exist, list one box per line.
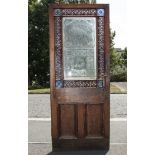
left=0, top=0, right=155, bottom=155
left=97, top=0, right=127, bottom=49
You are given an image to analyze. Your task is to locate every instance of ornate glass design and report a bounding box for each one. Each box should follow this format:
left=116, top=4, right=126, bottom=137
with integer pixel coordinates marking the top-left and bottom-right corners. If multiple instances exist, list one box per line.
left=64, top=80, right=97, bottom=88
left=62, top=9, right=96, bottom=16
left=63, top=17, right=96, bottom=80
left=54, top=9, right=105, bottom=88
left=98, top=17, right=104, bottom=79
left=55, top=17, right=63, bottom=80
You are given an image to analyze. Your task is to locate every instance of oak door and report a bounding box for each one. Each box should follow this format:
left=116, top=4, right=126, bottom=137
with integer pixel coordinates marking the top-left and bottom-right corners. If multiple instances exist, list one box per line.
left=49, top=4, right=110, bottom=150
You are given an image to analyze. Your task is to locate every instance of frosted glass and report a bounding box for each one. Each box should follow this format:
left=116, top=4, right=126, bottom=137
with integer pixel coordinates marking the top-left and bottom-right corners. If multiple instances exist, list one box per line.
left=63, top=17, right=96, bottom=80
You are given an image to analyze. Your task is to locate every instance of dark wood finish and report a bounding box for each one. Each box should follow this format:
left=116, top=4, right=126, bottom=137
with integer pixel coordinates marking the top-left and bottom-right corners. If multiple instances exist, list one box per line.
left=56, top=88, right=105, bottom=104
left=49, top=4, right=109, bottom=9
left=49, top=4, right=110, bottom=150
left=77, top=104, right=86, bottom=138
left=59, top=105, right=76, bottom=138
left=49, top=6, right=58, bottom=140
left=103, top=6, right=110, bottom=150
left=53, top=138, right=109, bottom=150
left=86, top=104, right=103, bottom=137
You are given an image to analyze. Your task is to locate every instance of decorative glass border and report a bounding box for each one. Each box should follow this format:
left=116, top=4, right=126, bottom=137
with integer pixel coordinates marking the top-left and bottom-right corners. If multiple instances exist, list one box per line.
left=54, top=9, right=105, bottom=88
left=98, top=17, right=104, bottom=79
left=54, top=9, right=97, bottom=16
left=55, top=17, right=63, bottom=80
left=64, top=80, right=97, bottom=88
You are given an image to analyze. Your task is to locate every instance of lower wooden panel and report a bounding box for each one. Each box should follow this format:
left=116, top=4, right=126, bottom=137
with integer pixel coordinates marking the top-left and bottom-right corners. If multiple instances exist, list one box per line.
left=58, top=104, right=104, bottom=139
left=86, top=104, right=103, bottom=137
left=55, top=103, right=107, bottom=149
left=59, top=105, right=77, bottom=138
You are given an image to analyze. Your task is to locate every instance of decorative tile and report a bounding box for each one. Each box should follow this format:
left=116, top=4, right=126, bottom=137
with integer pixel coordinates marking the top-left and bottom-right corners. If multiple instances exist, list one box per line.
left=97, top=80, right=103, bottom=88
left=56, top=80, right=63, bottom=88
left=97, top=9, right=104, bottom=16
left=54, top=9, right=61, bottom=16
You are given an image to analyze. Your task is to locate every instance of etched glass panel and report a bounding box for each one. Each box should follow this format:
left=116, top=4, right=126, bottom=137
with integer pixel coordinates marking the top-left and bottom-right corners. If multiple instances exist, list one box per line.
left=63, top=17, right=96, bottom=80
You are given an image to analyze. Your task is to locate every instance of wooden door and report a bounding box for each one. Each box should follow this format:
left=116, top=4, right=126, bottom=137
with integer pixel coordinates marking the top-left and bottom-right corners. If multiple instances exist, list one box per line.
left=49, top=4, right=110, bottom=150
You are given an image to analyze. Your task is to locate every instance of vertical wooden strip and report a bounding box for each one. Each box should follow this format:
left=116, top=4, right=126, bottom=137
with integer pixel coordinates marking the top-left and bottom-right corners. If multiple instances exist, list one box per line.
left=103, top=4, right=110, bottom=146
left=77, top=104, right=85, bottom=138
left=57, top=104, right=61, bottom=138
left=49, top=6, right=58, bottom=139
left=74, top=104, right=78, bottom=138
left=101, top=104, right=104, bottom=136
left=85, top=104, right=88, bottom=137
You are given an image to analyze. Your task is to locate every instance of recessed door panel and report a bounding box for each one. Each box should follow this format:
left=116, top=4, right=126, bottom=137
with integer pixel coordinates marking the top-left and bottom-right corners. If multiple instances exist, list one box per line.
left=59, top=105, right=76, bottom=138
left=86, top=104, right=103, bottom=137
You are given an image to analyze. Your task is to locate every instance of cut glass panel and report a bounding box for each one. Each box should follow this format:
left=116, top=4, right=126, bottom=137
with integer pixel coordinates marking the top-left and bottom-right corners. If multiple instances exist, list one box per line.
left=63, top=17, right=96, bottom=80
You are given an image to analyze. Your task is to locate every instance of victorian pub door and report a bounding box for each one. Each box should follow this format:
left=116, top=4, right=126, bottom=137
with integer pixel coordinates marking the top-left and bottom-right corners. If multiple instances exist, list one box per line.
left=49, top=4, right=110, bottom=150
